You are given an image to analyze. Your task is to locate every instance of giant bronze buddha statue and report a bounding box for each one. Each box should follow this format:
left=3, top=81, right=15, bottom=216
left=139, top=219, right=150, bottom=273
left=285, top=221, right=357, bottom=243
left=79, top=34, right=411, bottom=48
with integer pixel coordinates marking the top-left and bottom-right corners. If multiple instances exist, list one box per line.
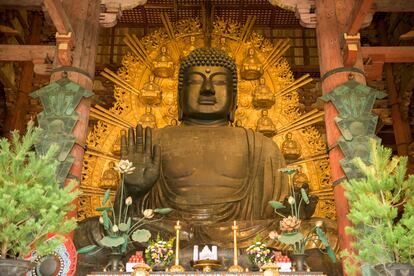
left=120, top=48, right=289, bottom=247
left=75, top=48, right=340, bottom=275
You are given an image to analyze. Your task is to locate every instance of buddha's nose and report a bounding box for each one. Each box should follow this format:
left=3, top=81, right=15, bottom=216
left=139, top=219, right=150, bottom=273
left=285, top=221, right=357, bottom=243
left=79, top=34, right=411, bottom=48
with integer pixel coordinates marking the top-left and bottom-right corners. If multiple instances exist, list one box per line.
left=200, top=79, right=215, bottom=96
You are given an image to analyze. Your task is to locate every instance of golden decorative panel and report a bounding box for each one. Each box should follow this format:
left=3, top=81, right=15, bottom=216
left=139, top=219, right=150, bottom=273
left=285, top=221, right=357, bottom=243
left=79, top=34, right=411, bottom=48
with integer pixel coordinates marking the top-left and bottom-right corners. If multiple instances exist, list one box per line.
left=78, top=16, right=335, bottom=221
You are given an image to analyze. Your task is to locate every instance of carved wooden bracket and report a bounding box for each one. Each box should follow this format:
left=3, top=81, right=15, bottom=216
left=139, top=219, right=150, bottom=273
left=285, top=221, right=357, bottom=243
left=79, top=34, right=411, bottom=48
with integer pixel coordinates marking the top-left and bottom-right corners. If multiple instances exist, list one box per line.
left=33, top=58, right=53, bottom=76
left=56, top=32, right=74, bottom=66
left=99, top=2, right=122, bottom=28
left=268, top=0, right=316, bottom=28
left=343, top=33, right=360, bottom=67
left=99, top=0, right=148, bottom=28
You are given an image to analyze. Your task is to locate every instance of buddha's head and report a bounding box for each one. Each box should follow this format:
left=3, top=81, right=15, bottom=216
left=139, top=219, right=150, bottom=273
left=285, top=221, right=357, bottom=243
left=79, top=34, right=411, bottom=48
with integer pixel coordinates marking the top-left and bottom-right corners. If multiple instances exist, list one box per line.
left=178, top=48, right=237, bottom=123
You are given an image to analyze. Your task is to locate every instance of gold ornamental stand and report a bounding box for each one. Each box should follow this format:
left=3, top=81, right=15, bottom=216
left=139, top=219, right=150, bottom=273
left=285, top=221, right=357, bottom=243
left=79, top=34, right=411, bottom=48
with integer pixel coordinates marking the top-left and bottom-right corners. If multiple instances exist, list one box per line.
left=131, top=263, right=151, bottom=276
left=261, top=263, right=280, bottom=276
left=193, top=260, right=222, bottom=272
left=228, top=221, right=244, bottom=272
left=169, top=221, right=185, bottom=272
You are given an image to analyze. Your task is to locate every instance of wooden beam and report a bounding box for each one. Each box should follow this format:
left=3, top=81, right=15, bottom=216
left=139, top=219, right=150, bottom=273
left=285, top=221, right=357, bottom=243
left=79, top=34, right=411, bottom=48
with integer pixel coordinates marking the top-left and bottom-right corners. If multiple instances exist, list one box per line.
left=375, top=0, right=414, bottom=12
left=0, top=0, right=43, bottom=9
left=361, top=46, right=414, bottom=63
left=43, top=0, right=73, bottom=34
left=0, top=45, right=55, bottom=61
left=345, top=0, right=374, bottom=35
left=7, top=14, right=42, bottom=136
left=378, top=20, right=411, bottom=157
left=364, top=54, right=384, bottom=81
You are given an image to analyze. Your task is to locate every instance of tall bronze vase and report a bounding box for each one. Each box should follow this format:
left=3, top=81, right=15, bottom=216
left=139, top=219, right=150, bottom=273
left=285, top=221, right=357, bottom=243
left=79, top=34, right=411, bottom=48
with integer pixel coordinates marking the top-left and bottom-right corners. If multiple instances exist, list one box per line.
left=104, top=252, right=125, bottom=272
left=291, top=253, right=307, bottom=272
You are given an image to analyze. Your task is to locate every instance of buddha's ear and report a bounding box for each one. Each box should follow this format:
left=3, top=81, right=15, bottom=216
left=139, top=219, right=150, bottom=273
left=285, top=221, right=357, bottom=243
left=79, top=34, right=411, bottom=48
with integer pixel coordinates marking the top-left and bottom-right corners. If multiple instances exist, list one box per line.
left=228, top=102, right=237, bottom=123
left=178, top=107, right=183, bottom=121
left=177, top=89, right=183, bottom=121
left=228, top=90, right=237, bottom=123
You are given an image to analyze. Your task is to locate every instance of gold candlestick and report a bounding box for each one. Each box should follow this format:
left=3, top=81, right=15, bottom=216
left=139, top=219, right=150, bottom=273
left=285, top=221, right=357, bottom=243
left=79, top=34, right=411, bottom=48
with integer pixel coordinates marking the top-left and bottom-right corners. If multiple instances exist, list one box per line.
left=228, top=220, right=244, bottom=272
left=169, top=221, right=185, bottom=272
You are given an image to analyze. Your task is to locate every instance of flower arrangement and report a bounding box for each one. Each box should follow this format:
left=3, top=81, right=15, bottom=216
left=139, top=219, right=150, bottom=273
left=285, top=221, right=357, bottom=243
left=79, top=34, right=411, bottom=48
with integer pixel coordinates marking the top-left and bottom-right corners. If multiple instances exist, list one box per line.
left=268, top=167, right=336, bottom=263
left=145, top=234, right=175, bottom=267
left=77, top=159, right=172, bottom=255
left=245, top=238, right=273, bottom=267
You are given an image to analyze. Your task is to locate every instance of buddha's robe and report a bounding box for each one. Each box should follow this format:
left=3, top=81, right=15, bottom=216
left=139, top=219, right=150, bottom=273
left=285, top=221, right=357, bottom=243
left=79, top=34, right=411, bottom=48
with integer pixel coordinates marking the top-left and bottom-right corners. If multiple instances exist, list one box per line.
left=128, top=125, right=289, bottom=247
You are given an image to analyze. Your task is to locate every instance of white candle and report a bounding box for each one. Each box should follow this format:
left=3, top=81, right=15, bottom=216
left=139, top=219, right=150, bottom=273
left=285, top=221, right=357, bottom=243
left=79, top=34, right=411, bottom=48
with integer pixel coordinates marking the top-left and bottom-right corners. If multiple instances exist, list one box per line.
left=193, top=245, right=199, bottom=261
left=212, top=246, right=217, bottom=260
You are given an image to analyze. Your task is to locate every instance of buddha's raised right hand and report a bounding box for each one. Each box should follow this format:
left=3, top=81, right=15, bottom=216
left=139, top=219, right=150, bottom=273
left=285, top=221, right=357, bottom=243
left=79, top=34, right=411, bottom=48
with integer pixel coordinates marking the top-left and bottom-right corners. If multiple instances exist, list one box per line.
left=120, top=125, right=161, bottom=193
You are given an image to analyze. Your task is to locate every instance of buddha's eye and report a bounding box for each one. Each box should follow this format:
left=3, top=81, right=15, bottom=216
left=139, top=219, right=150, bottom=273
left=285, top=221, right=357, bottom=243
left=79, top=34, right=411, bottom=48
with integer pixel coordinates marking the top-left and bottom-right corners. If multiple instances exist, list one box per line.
left=186, top=79, right=203, bottom=85
left=212, top=80, right=227, bottom=85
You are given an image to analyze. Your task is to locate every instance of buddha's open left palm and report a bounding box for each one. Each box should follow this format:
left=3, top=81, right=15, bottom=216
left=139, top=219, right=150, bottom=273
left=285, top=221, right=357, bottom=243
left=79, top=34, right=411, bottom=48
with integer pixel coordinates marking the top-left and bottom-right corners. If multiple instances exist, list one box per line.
left=121, top=125, right=161, bottom=193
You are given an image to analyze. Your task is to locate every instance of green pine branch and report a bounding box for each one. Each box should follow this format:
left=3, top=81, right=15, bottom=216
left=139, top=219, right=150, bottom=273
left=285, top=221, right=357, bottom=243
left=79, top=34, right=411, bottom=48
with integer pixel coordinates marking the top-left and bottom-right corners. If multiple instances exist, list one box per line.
left=342, top=139, right=414, bottom=274
left=0, top=121, right=80, bottom=259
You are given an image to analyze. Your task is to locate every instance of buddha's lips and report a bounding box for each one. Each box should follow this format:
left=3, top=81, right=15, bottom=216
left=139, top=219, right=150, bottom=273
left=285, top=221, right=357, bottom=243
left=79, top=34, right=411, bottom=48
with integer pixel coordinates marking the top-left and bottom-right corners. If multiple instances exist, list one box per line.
left=198, top=97, right=217, bottom=105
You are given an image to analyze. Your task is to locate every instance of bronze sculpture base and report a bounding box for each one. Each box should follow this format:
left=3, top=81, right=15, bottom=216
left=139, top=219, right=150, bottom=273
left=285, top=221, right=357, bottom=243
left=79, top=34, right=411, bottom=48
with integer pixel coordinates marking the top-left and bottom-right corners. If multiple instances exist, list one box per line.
left=193, top=260, right=222, bottom=272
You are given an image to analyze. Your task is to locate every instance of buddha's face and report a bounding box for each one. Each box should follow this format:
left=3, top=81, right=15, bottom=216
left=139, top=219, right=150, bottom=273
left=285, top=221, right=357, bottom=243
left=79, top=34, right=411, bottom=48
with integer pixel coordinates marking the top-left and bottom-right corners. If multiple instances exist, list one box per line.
left=181, top=66, right=234, bottom=121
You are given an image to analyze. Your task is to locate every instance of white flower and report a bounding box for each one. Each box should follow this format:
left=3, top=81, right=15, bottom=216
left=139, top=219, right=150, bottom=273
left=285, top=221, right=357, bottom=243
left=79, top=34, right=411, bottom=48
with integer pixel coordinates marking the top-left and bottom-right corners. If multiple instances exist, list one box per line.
left=143, top=209, right=155, bottom=219
left=99, top=216, right=104, bottom=224
left=112, top=225, right=119, bottom=233
left=114, top=159, right=136, bottom=174
left=125, top=196, right=133, bottom=206
left=288, top=196, right=295, bottom=205
left=315, top=220, right=323, bottom=227
left=268, top=231, right=279, bottom=240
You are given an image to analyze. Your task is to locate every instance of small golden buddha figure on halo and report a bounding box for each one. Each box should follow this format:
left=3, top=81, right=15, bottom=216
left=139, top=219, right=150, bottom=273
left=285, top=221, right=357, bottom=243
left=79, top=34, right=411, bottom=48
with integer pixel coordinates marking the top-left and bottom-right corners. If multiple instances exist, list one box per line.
left=139, top=106, right=157, bottom=129
left=240, top=47, right=263, bottom=80
left=100, top=161, right=120, bottom=190
left=292, top=165, right=309, bottom=189
left=111, top=135, right=121, bottom=156
left=153, top=46, right=175, bottom=78
left=252, top=77, right=275, bottom=109
left=256, top=110, right=277, bottom=137
left=218, top=37, right=230, bottom=55
left=141, top=75, right=162, bottom=105
left=183, top=36, right=197, bottom=56
left=281, top=132, right=302, bottom=161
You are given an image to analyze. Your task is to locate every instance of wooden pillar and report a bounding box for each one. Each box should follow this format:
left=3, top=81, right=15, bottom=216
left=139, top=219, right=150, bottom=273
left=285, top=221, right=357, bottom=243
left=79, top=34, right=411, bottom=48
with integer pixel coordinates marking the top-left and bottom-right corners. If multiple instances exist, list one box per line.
left=378, top=20, right=411, bottom=156
left=49, top=0, right=100, bottom=217
left=315, top=0, right=365, bottom=272
left=5, top=13, right=42, bottom=137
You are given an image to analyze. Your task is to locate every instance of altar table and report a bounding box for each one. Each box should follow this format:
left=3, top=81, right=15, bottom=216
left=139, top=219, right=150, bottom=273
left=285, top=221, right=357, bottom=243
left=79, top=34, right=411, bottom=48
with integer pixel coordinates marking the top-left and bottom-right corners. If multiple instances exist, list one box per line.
left=87, top=272, right=326, bottom=276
